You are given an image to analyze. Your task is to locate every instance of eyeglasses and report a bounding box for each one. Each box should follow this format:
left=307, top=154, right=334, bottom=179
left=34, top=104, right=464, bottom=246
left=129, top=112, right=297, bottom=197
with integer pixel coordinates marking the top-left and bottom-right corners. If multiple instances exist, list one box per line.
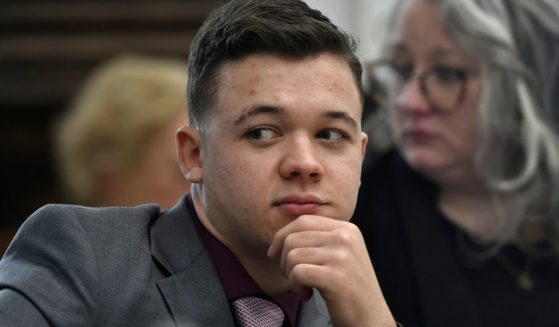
left=365, top=60, right=474, bottom=112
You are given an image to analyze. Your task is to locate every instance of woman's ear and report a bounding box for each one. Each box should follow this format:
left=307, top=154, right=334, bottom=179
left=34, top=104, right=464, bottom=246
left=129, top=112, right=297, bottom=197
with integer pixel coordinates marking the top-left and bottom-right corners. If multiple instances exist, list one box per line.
left=176, top=126, right=203, bottom=183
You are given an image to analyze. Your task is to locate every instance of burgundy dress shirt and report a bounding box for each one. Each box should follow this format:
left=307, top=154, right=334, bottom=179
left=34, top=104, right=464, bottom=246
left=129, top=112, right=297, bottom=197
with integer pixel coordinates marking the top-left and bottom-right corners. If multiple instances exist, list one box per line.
left=188, top=196, right=300, bottom=326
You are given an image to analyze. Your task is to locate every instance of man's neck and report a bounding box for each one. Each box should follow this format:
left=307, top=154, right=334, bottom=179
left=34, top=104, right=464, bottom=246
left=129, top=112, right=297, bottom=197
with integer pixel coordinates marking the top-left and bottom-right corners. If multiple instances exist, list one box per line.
left=234, top=253, right=290, bottom=297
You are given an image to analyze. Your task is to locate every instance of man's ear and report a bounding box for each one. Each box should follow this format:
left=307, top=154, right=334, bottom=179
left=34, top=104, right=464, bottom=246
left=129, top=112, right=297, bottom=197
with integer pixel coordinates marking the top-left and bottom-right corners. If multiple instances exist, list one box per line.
left=176, top=126, right=203, bottom=183
left=360, top=131, right=368, bottom=160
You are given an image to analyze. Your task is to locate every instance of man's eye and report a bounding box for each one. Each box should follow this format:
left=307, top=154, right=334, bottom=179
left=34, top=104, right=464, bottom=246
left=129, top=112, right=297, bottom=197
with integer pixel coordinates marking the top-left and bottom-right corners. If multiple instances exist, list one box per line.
left=316, top=129, right=346, bottom=141
left=246, top=127, right=278, bottom=141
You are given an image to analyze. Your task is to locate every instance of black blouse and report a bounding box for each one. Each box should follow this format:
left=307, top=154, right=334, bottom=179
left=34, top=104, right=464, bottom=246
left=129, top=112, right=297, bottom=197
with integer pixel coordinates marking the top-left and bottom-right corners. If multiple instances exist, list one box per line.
left=352, top=149, right=559, bottom=327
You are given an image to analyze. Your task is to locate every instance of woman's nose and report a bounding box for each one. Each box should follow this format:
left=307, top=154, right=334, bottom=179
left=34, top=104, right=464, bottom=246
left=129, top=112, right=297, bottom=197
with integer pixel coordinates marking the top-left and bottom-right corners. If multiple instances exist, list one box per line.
left=395, top=76, right=432, bottom=115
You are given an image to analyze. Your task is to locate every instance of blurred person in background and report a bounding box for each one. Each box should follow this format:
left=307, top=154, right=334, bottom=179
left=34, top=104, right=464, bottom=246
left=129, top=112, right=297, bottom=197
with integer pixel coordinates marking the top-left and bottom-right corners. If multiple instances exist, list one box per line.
left=354, top=0, right=559, bottom=326
left=54, top=54, right=190, bottom=208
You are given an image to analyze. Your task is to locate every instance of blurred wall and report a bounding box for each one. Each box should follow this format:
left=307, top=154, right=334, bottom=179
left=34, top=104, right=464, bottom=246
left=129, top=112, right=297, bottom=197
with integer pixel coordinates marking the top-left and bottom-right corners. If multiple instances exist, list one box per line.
left=303, top=0, right=396, bottom=61
left=0, top=0, right=222, bottom=254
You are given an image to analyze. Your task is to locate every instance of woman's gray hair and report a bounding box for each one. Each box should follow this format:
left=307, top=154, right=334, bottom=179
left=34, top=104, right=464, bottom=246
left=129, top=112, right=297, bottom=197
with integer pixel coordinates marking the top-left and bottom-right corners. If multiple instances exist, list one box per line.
left=365, top=0, right=559, bottom=254
left=441, top=0, right=559, bottom=254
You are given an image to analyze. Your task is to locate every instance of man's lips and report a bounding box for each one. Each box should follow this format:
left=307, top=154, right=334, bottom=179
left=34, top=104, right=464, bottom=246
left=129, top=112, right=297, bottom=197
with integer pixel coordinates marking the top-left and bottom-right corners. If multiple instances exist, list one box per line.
left=274, top=194, right=326, bottom=216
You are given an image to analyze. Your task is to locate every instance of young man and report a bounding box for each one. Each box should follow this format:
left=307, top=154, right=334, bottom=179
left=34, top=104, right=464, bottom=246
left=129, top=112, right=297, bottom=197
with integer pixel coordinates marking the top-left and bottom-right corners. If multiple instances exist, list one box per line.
left=0, top=0, right=395, bottom=326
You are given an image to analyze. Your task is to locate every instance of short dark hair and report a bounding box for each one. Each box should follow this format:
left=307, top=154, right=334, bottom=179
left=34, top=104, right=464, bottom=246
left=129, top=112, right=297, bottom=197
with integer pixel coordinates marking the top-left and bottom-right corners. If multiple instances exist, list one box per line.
left=187, top=0, right=362, bottom=128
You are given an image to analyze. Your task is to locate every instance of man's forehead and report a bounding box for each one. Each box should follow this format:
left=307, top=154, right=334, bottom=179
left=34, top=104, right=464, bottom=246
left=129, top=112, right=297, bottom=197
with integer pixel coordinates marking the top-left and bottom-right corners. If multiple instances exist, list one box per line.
left=217, top=52, right=353, bottom=80
left=208, top=53, right=361, bottom=126
left=218, top=54, right=359, bottom=94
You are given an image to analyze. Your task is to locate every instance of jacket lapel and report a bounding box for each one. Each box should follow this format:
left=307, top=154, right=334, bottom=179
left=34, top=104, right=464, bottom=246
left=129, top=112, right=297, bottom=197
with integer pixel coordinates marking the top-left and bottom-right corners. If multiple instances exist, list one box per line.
left=150, top=196, right=235, bottom=327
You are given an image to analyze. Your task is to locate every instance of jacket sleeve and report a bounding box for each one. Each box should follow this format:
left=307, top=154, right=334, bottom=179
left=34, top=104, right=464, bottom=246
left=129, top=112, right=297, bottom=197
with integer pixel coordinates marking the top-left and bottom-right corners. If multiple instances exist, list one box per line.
left=0, top=204, right=98, bottom=326
left=0, top=288, right=50, bottom=326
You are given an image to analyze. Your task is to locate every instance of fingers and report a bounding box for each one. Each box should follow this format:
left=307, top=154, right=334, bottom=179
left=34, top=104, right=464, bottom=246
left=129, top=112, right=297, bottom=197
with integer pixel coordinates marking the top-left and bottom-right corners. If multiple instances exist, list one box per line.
left=281, top=241, right=347, bottom=301
left=268, top=214, right=395, bottom=326
left=268, top=215, right=366, bottom=297
left=268, top=214, right=347, bottom=258
left=287, top=264, right=326, bottom=301
left=280, top=232, right=356, bottom=274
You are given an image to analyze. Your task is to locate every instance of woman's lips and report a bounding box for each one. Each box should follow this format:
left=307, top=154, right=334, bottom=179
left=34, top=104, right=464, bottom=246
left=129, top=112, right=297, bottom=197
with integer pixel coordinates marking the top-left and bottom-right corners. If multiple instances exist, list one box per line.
left=403, top=129, right=436, bottom=144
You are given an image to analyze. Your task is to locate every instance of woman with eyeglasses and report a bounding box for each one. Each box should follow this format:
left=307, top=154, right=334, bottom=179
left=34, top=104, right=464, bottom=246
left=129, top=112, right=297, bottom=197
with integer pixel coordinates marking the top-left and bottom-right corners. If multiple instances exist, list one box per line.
left=353, top=0, right=559, bottom=326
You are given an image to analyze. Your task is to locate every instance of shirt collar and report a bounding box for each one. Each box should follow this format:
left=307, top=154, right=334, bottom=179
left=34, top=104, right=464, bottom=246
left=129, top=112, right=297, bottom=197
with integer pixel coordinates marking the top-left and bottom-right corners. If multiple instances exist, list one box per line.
left=187, top=195, right=300, bottom=326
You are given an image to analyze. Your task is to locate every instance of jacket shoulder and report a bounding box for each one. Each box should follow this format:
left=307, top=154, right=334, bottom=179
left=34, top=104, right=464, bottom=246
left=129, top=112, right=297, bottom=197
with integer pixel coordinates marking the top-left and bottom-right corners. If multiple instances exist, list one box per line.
left=0, top=203, right=164, bottom=325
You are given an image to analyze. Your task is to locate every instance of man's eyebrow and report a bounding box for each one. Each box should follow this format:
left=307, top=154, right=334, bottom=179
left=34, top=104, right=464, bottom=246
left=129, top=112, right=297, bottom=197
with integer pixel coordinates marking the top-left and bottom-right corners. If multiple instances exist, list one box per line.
left=233, top=106, right=359, bottom=130
left=233, top=105, right=284, bottom=126
left=321, top=110, right=359, bottom=130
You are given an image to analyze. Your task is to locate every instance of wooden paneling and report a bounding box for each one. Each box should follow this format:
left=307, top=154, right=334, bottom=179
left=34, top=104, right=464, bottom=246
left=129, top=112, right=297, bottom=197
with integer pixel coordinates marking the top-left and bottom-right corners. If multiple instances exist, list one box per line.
left=0, top=0, right=221, bottom=252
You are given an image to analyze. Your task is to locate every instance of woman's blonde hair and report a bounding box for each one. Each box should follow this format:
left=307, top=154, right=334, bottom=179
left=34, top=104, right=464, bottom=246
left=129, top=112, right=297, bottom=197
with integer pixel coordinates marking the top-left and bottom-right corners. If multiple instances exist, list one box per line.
left=55, top=54, right=187, bottom=205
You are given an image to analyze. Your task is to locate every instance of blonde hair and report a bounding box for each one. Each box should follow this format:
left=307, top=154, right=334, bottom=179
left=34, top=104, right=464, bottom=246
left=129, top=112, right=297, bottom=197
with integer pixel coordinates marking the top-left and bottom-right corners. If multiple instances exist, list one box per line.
left=55, top=54, right=188, bottom=204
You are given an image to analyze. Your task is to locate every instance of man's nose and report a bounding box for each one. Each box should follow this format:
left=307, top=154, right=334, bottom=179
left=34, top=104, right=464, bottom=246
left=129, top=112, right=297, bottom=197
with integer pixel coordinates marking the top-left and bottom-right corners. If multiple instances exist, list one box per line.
left=279, top=135, right=324, bottom=183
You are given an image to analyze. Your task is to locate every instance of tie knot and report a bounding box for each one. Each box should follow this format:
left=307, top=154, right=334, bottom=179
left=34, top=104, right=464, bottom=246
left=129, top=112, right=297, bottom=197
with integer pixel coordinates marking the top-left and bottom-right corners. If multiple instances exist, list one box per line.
left=232, top=296, right=285, bottom=327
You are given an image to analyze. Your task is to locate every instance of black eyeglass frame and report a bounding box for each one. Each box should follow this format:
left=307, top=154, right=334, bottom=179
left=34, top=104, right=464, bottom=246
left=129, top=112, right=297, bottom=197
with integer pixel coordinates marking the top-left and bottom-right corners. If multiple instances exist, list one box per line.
left=365, top=59, right=474, bottom=112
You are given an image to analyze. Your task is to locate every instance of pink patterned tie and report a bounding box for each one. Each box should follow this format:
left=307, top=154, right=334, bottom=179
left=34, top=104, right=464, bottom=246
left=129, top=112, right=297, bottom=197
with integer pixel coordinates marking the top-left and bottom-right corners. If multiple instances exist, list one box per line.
left=232, top=296, right=285, bottom=327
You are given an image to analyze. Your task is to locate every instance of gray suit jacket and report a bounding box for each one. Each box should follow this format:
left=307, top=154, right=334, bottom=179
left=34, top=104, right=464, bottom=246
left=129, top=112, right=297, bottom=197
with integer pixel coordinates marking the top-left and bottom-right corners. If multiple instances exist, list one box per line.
left=0, top=196, right=331, bottom=326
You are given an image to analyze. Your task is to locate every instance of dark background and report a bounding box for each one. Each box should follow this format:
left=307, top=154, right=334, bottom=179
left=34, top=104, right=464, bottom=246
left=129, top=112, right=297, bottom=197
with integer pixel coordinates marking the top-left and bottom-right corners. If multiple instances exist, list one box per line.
left=0, top=0, right=222, bottom=254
